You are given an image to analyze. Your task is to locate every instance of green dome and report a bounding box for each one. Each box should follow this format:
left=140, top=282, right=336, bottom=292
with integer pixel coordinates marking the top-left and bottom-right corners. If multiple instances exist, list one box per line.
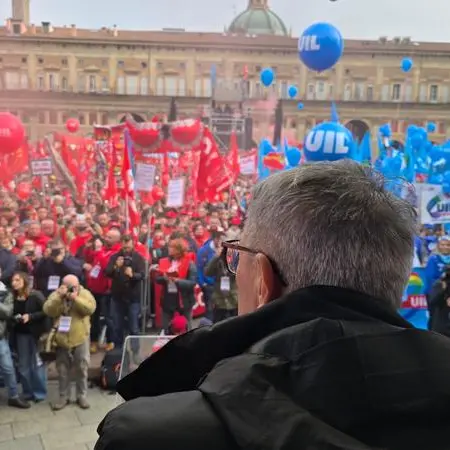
left=228, top=1, right=288, bottom=36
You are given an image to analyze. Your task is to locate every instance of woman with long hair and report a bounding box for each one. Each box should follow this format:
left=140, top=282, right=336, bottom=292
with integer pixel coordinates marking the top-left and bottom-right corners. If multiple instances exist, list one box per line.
left=156, top=238, right=197, bottom=333
left=10, top=272, right=49, bottom=402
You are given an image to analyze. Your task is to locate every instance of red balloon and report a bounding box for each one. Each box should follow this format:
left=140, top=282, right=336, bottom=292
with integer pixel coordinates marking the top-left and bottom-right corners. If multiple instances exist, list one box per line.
left=16, top=181, right=31, bottom=200
left=66, top=118, right=80, bottom=133
left=152, top=186, right=165, bottom=201
left=0, top=112, right=25, bottom=155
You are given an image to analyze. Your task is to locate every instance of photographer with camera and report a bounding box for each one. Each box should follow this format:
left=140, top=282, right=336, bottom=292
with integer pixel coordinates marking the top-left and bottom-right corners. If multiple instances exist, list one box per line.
left=428, top=268, right=450, bottom=337
left=16, top=240, right=39, bottom=281
left=105, top=235, right=145, bottom=363
left=43, top=274, right=96, bottom=411
left=34, top=239, right=83, bottom=298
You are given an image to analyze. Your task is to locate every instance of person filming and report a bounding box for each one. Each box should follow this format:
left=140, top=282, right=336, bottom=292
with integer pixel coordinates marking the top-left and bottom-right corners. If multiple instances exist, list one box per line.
left=429, top=267, right=450, bottom=337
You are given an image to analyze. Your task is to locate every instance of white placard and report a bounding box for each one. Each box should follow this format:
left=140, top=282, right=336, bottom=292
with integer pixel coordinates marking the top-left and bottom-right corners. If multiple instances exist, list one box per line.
left=166, top=178, right=185, bottom=208
left=419, top=183, right=450, bottom=225
left=239, top=155, right=256, bottom=175
left=135, top=163, right=156, bottom=192
left=31, top=159, right=53, bottom=176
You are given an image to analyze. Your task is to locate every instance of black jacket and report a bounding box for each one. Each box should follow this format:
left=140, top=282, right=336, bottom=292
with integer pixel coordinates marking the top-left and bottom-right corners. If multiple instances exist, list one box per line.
left=105, top=250, right=146, bottom=302
left=428, top=280, right=450, bottom=336
left=95, top=285, right=450, bottom=450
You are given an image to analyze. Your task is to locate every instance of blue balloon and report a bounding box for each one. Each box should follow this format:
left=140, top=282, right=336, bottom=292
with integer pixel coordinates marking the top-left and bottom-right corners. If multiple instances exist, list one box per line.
left=443, top=171, right=450, bottom=194
left=297, top=102, right=304, bottom=110
left=298, top=22, right=344, bottom=72
left=401, top=57, right=413, bottom=73
left=286, top=147, right=301, bottom=167
left=303, top=121, right=354, bottom=162
left=260, top=68, right=274, bottom=87
left=410, top=128, right=428, bottom=150
left=379, top=123, right=392, bottom=138
left=260, top=138, right=274, bottom=156
left=427, top=122, right=437, bottom=133
left=288, top=85, right=298, bottom=98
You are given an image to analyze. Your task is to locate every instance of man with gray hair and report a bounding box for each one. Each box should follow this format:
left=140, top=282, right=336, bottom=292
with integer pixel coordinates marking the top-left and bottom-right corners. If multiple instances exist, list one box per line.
left=96, top=161, right=450, bottom=450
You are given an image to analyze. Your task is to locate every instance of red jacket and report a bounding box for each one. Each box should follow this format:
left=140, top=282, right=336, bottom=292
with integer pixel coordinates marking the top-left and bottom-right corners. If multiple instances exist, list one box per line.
left=69, top=233, right=93, bottom=257
left=85, top=243, right=121, bottom=295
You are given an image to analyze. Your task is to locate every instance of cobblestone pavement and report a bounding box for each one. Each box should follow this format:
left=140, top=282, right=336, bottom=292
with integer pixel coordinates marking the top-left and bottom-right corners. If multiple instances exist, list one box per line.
left=0, top=381, right=117, bottom=450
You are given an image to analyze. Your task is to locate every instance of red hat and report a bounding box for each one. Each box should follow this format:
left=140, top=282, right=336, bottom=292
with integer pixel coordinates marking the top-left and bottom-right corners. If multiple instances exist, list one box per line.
left=170, top=313, right=188, bottom=334
left=166, top=211, right=177, bottom=219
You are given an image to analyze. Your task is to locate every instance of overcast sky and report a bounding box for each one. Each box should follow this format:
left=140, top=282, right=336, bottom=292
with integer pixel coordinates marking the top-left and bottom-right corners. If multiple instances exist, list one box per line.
left=0, top=0, right=447, bottom=42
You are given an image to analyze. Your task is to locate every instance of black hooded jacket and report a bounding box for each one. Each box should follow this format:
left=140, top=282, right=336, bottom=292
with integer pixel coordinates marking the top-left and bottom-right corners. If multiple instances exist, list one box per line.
left=95, top=285, right=450, bottom=450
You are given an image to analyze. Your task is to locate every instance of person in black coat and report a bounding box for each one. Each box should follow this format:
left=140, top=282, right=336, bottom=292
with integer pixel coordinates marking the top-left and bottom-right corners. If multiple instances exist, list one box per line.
left=105, top=235, right=145, bottom=360
left=95, top=161, right=450, bottom=450
left=428, top=270, right=450, bottom=337
left=10, top=272, right=50, bottom=402
left=33, top=239, right=83, bottom=298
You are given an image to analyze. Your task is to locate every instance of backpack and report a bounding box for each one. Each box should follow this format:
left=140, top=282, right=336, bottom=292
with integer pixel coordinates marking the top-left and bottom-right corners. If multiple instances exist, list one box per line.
left=100, top=348, right=123, bottom=391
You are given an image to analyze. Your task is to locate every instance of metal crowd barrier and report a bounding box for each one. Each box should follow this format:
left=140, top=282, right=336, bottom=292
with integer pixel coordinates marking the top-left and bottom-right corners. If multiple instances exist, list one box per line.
left=116, top=334, right=175, bottom=404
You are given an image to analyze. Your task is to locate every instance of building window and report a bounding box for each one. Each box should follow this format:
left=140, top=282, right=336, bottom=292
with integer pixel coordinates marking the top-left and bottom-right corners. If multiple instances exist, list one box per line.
left=279, top=81, right=288, bottom=99
left=366, top=85, right=373, bottom=101
left=140, top=77, right=148, bottom=95
left=77, top=74, right=85, bottom=92
left=126, top=75, right=138, bottom=95
left=316, top=81, right=325, bottom=100
left=89, top=75, right=96, bottom=92
left=61, top=58, right=68, bottom=66
left=419, top=84, right=427, bottom=102
left=4, top=72, right=20, bottom=90
left=391, top=120, right=399, bottom=133
left=48, top=73, right=58, bottom=91
left=328, top=84, right=334, bottom=100
left=194, top=79, right=202, bottom=97
left=117, top=60, right=124, bottom=68
left=49, top=111, right=58, bottom=124
left=37, top=73, right=45, bottom=90
left=117, top=76, right=125, bottom=94
left=101, top=77, right=108, bottom=91
left=179, top=78, right=186, bottom=96
left=78, top=113, right=85, bottom=125
left=165, top=77, right=177, bottom=96
left=61, top=76, right=68, bottom=91
left=38, top=112, right=45, bottom=124
left=392, top=83, right=401, bottom=101
left=78, top=59, right=84, bottom=66
left=430, top=85, right=439, bottom=102
left=89, top=112, right=97, bottom=125
left=343, top=84, right=351, bottom=101
left=442, top=86, right=450, bottom=103
left=404, top=84, right=413, bottom=102
left=254, top=81, right=262, bottom=99
left=21, top=57, right=27, bottom=64
left=439, top=122, right=446, bottom=134
left=62, top=112, right=69, bottom=124
left=38, top=58, right=44, bottom=64
left=306, top=83, right=315, bottom=100
left=101, top=112, right=108, bottom=125
left=381, top=85, right=389, bottom=101
left=156, top=77, right=164, bottom=95
left=354, top=82, right=364, bottom=101
left=141, top=62, right=147, bottom=69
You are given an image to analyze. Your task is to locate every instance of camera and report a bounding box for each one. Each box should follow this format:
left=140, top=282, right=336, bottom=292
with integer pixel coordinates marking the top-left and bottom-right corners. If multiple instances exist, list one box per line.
left=25, top=251, right=34, bottom=257
left=67, top=285, right=76, bottom=294
left=124, top=256, right=133, bottom=267
left=12, top=314, right=23, bottom=323
left=51, top=248, right=61, bottom=258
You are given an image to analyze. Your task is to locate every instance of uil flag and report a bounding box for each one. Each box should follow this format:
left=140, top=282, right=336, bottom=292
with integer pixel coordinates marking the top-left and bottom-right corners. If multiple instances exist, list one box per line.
left=122, top=129, right=140, bottom=235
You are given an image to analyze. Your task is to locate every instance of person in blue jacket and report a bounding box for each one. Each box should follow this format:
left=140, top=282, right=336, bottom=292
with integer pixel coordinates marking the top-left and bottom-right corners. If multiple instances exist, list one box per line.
left=425, top=236, right=450, bottom=295
left=196, top=231, right=223, bottom=321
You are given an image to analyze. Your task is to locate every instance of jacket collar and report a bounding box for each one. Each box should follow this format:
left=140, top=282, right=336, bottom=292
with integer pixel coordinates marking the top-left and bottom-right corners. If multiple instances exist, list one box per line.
left=118, top=285, right=411, bottom=400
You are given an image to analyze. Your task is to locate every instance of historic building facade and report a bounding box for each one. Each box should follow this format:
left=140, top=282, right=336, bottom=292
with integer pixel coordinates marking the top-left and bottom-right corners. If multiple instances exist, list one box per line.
left=1, top=0, right=450, bottom=144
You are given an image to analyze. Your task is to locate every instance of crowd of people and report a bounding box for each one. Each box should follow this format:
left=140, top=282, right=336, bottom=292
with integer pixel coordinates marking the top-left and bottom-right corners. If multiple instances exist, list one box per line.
left=0, top=178, right=250, bottom=410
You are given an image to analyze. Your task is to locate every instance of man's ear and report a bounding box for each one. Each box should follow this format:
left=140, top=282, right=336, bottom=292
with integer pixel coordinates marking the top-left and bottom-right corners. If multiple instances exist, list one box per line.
left=254, top=253, right=277, bottom=309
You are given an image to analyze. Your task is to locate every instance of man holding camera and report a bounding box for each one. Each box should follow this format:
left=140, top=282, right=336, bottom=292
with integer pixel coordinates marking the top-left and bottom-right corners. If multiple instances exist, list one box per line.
left=106, top=235, right=145, bottom=363
left=34, top=239, right=83, bottom=298
left=43, top=275, right=96, bottom=411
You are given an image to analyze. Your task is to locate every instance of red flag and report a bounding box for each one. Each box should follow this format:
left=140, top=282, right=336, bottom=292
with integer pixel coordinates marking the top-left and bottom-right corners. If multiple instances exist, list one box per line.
left=226, top=131, right=240, bottom=185
left=122, top=133, right=140, bottom=234
left=104, top=144, right=118, bottom=207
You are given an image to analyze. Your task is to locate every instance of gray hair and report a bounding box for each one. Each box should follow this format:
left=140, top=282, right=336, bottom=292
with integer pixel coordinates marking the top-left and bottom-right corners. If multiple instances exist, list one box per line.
left=242, top=160, right=417, bottom=308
